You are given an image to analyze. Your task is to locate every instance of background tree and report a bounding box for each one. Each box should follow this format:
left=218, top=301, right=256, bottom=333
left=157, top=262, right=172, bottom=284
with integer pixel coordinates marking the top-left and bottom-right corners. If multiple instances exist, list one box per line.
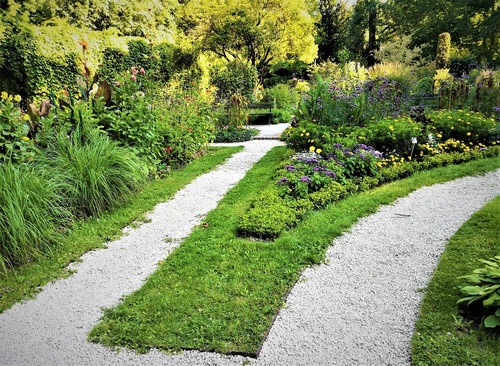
left=315, top=0, right=349, bottom=63
left=386, top=0, right=499, bottom=66
left=177, top=0, right=318, bottom=79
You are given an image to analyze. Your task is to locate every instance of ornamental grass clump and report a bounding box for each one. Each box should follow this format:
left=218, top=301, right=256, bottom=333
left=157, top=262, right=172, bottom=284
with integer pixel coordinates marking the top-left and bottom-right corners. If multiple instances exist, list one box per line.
left=37, top=126, right=147, bottom=218
left=0, top=163, right=69, bottom=272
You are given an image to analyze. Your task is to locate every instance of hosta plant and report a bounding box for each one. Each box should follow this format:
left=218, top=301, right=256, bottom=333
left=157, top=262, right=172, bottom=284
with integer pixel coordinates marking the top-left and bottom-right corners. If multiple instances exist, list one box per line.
left=457, top=256, right=500, bottom=328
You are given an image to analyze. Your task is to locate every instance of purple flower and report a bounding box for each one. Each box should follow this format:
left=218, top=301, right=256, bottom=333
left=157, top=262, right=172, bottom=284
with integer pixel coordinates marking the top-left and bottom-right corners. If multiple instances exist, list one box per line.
left=494, top=106, right=500, bottom=112
left=277, top=177, right=290, bottom=185
left=300, top=176, right=312, bottom=183
left=359, top=153, right=365, bottom=159
left=324, top=170, right=336, bottom=178
left=334, top=143, right=343, bottom=148
left=306, top=158, right=319, bottom=165
left=286, top=165, right=296, bottom=172
left=312, top=166, right=323, bottom=172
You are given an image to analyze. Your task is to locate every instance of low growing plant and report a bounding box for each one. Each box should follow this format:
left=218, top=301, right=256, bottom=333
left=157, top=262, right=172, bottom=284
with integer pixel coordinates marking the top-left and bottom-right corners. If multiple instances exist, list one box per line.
left=457, top=256, right=500, bottom=329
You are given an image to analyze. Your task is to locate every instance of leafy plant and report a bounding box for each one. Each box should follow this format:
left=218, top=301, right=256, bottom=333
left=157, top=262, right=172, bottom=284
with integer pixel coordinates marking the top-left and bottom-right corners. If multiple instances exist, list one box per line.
left=213, top=127, right=258, bottom=143
left=37, top=126, right=147, bottom=218
left=0, top=92, right=34, bottom=163
left=457, top=256, right=500, bottom=328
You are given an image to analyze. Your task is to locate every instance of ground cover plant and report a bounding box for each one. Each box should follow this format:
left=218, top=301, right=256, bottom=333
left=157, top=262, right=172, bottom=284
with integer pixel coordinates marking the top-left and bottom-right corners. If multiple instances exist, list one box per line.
left=88, top=149, right=500, bottom=355
left=0, top=146, right=242, bottom=313
left=412, top=196, right=500, bottom=366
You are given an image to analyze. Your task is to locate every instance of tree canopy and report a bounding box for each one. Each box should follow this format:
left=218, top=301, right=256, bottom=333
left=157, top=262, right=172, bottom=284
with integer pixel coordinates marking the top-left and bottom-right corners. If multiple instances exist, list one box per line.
left=177, top=0, right=318, bottom=78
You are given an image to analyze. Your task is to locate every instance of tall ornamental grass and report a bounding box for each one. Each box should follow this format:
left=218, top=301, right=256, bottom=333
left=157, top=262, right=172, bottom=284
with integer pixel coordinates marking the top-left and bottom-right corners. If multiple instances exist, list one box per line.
left=0, top=163, right=67, bottom=272
left=38, top=127, right=148, bottom=218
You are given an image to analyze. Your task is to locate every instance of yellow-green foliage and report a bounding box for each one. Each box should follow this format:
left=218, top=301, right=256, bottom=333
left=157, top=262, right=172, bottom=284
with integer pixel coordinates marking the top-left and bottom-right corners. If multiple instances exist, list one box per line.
left=32, top=21, right=133, bottom=79
left=436, top=32, right=451, bottom=69
left=0, top=18, right=174, bottom=102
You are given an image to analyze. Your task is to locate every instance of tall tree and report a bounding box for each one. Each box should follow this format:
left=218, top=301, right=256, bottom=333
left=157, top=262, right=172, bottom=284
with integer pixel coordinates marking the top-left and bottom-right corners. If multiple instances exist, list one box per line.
left=316, top=0, right=349, bottom=63
left=177, top=0, right=318, bottom=79
left=347, top=0, right=381, bottom=66
left=386, top=0, right=499, bottom=65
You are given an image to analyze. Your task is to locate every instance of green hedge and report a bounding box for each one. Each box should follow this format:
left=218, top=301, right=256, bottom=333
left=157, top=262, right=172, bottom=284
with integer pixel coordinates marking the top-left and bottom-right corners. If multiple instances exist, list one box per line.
left=0, top=17, right=176, bottom=102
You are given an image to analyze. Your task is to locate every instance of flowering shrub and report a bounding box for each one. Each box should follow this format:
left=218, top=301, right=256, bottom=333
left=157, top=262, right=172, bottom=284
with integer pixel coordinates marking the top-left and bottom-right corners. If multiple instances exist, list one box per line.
left=427, top=109, right=498, bottom=146
left=361, top=116, right=423, bottom=156
left=276, top=143, right=382, bottom=199
left=0, top=92, right=34, bottom=163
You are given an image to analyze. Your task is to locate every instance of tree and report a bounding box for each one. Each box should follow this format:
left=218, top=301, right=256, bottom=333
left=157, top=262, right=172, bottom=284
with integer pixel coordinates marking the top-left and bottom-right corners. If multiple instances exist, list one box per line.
left=386, top=0, right=500, bottom=65
left=347, top=0, right=382, bottom=66
left=177, top=0, right=318, bottom=79
left=3, top=0, right=179, bottom=39
left=316, top=0, right=350, bottom=63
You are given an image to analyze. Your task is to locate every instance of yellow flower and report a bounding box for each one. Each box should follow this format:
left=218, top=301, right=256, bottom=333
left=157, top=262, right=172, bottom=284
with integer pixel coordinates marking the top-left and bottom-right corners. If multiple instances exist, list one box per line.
left=14, top=95, right=22, bottom=103
left=316, top=148, right=322, bottom=154
left=309, top=146, right=315, bottom=152
left=306, top=133, right=310, bottom=136
left=466, top=132, right=471, bottom=136
left=1, top=91, right=7, bottom=100
left=23, top=114, right=30, bottom=121
left=450, top=126, right=454, bottom=130
left=300, top=134, right=304, bottom=137
left=437, top=134, right=442, bottom=138
left=388, top=125, right=394, bottom=131
left=22, top=136, right=30, bottom=142
left=310, top=139, right=314, bottom=143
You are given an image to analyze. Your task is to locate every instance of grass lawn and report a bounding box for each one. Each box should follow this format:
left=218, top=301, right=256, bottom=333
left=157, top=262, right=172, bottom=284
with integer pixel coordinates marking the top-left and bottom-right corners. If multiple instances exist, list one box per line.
left=0, top=146, right=243, bottom=314
left=88, top=149, right=500, bottom=356
left=411, top=196, right=500, bottom=366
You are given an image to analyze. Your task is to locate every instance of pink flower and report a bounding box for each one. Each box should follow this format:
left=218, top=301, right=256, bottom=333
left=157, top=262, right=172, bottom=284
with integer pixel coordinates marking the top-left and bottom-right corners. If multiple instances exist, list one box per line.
left=140, top=68, right=146, bottom=75
left=131, top=67, right=138, bottom=75
left=131, top=75, right=137, bottom=82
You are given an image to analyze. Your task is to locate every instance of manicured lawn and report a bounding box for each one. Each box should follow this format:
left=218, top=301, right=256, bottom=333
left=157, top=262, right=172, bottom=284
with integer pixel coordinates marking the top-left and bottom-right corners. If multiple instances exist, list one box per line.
left=89, top=149, right=500, bottom=356
left=412, top=196, right=500, bottom=366
left=0, top=146, right=243, bottom=313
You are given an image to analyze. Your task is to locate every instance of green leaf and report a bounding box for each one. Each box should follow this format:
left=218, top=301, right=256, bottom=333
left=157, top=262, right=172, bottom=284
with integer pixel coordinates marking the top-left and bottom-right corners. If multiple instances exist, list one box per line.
left=483, top=292, right=500, bottom=307
left=460, top=285, right=483, bottom=295
left=484, top=314, right=500, bottom=328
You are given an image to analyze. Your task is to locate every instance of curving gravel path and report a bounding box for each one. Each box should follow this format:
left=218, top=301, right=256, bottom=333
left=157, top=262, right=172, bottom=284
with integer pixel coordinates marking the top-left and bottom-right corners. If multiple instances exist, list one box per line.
left=0, top=123, right=498, bottom=365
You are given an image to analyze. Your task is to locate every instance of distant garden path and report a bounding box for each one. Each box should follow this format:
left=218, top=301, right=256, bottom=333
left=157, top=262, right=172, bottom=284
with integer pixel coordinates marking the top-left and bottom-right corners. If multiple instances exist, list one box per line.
left=0, top=123, right=498, bottom=365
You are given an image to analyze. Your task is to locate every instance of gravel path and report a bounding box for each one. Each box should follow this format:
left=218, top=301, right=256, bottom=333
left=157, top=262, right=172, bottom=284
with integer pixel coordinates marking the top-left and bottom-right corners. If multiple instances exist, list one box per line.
left=0, top=123, right=498, bottom=365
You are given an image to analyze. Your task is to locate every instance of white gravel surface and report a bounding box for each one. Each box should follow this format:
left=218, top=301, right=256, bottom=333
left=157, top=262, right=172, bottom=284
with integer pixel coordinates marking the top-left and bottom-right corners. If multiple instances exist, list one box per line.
left=0, top=123, right=498, bottom=365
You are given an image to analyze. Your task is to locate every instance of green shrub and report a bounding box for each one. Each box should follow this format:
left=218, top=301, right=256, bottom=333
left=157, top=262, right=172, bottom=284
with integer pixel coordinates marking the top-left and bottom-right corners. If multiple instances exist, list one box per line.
left=238, top=190, right=297, bottom=239
left=457, top=256, right=500, bottom=328
left=308, top=181, right=348, bottom=209
left=0, top=92, right=34, bottom=163
left=271, top=108, right=292, bottom=124
left=263, top=84, right=298, bottom=111
left=214, top=127, right=258, bottom=143
left=0, top=162, right=69, bottom=272
left=362, top=116, right=423, bottom=156
left=427, top=109, right=497, bottom=146
left=211, top=61, right=258, bottom=103
left=37, top=127, right=147, bottom=218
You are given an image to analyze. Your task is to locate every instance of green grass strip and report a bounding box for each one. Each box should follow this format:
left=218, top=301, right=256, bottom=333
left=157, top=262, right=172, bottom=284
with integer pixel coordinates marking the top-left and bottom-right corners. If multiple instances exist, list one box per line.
left=0, top=146, right=243, bottom=314
left=89, top=151, right=500, bottom=355
left=411, top=196, right=500, bottom=366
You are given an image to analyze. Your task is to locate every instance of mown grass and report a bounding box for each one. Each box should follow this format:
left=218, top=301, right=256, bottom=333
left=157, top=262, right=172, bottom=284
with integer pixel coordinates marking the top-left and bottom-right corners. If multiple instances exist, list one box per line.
left=88, top=150, right=500, bottom=356
left=0, top=146, right=242, bottom=313
left=411, top=196, right=500, bottom=366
